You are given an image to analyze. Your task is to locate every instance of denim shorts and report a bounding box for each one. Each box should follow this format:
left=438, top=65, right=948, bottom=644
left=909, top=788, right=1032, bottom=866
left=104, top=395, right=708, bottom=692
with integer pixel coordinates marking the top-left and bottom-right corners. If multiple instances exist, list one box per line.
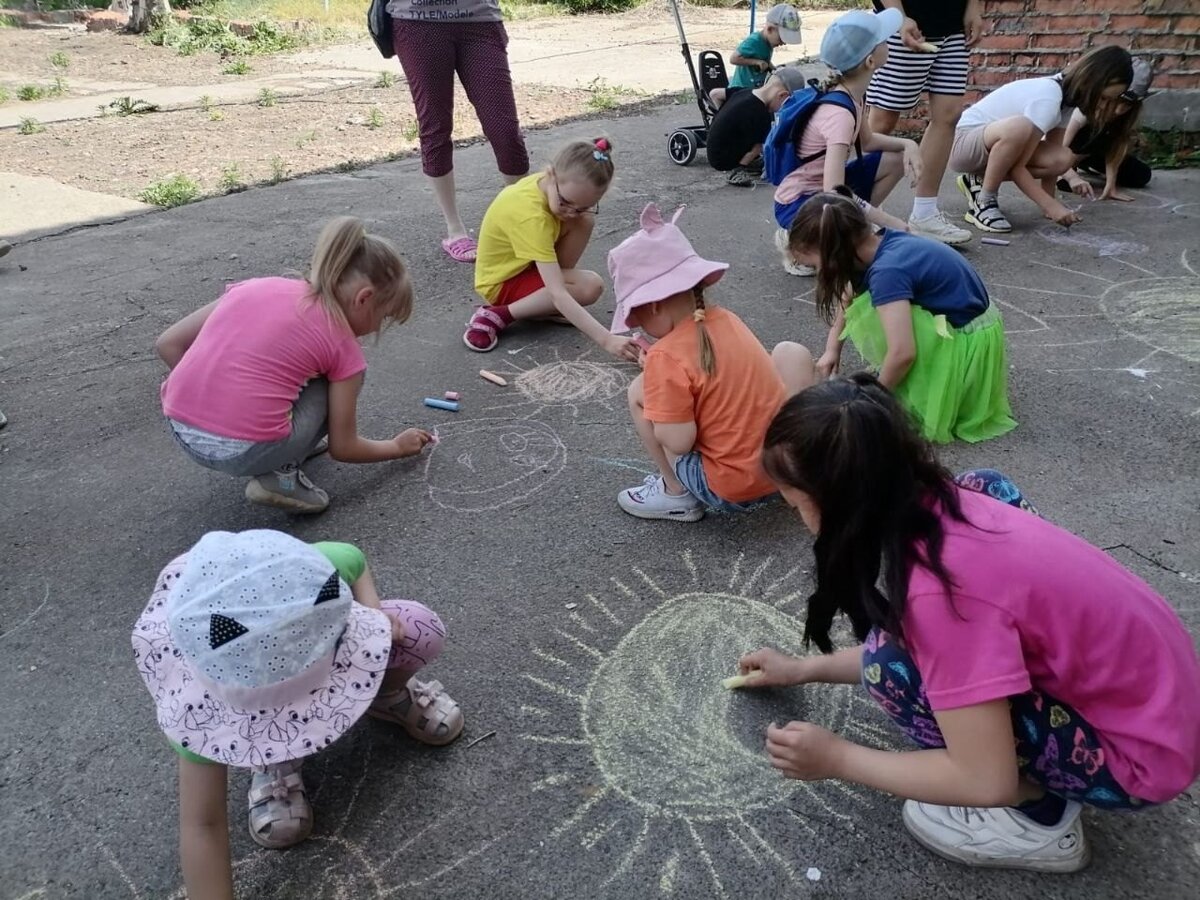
left=673, top=451, right=775, bottom=513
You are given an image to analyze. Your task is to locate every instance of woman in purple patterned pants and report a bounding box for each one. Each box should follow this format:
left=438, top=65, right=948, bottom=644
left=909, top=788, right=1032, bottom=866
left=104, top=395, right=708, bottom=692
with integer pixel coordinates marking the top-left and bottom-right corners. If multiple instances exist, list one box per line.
left=389, top=1, right=530, bottom=263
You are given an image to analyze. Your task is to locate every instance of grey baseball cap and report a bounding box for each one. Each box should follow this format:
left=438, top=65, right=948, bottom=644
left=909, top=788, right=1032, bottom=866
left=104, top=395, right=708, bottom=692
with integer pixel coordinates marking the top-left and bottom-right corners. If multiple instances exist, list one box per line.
left=773, top=66, right=811, bottom=94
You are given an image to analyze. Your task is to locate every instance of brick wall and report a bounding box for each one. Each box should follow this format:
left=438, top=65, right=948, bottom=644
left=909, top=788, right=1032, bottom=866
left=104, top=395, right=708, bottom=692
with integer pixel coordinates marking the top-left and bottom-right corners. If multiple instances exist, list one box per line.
left=897, top=0, right=1200, bottom=134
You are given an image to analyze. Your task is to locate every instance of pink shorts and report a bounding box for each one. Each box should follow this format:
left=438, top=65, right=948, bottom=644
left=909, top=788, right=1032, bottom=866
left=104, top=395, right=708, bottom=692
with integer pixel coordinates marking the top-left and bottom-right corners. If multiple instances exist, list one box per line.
left=380, top=599, right=446, bottom=670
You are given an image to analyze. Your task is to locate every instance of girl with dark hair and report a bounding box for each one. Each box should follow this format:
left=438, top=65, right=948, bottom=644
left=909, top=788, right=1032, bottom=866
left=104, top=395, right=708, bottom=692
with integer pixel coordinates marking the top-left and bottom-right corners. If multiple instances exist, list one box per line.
left=1059, top=57, right=1155, bottom=201
left=786, top=188, right=1015, bottom=443
left=737, top=374, right=1200, bottom=872
left=950, top=45, right=1134, bottom=233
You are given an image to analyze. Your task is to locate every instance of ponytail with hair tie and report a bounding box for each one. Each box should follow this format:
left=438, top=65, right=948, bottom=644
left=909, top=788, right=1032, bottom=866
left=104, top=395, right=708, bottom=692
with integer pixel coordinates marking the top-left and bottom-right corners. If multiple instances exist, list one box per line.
left=693, top=287, right=716, bottom=375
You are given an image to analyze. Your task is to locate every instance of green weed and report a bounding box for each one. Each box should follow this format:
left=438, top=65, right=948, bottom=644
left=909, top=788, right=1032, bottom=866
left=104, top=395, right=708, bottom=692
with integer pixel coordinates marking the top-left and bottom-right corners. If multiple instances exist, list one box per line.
left=49, top=51, right=70, bottom=70
left=375, top=70, right=396, bottom=89
left=257, top=87, right=278, bottom=108
left=199, top=94, right=215, bottom=111
left=401, top=120, right=419, bottom=141
left=17, top=117, right=45, bottom=135
left=219, top=164, right=244, bottom=192
left=0, top=87, right=9, bottom=105
left=584, top=77, right=638, bottom=112
left=366, top=106, right=384, bottom=129
left=209, top=109, right=225, bottom=121
left=269, top=155, right=289, bottom=183
left=107, top=96, right=160, bottom=116
left=296, top=128, right=317, bottom=147
left=139, top=174, right=201, bottom=208
left=17, top=84, right=45, bottom=102
left=223, top=59, right=252, bottom=76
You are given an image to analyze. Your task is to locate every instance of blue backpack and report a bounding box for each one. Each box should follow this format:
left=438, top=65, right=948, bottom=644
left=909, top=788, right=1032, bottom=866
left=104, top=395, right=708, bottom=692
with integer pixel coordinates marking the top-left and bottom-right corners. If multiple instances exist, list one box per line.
left=762, top=86, right=862, bottom=186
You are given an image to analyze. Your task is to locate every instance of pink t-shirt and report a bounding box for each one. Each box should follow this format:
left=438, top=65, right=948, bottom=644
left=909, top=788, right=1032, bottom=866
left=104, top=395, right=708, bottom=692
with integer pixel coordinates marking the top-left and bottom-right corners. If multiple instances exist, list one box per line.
left=775, top=97, right=859, bottom=204
left=161, top=277, right=367, bottom=441
left=903, top=488, right=1200, bottom=803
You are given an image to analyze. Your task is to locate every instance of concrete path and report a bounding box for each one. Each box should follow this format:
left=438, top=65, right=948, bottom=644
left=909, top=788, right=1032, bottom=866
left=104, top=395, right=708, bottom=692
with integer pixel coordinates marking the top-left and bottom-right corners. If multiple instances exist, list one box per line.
left=0, top=104, right=1197, bottom=900
left=0, top=8, right=837, bottom=238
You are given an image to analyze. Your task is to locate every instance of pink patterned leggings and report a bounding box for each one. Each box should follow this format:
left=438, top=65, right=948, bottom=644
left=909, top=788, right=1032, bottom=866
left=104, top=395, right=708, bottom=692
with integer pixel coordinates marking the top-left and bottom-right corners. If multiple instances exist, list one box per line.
left=379, top=599, right=446, bottom=672
left=392, top=20, right=530, bottom=178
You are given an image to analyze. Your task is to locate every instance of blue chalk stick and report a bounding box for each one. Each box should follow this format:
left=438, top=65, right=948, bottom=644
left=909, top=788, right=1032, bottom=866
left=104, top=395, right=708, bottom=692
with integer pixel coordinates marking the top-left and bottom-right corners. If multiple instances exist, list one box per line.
left=424, top=398, right=459, bottom=412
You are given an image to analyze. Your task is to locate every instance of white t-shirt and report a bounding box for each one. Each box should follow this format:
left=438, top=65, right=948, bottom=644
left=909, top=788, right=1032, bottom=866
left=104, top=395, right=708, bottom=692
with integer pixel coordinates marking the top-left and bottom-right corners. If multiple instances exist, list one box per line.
left=957, top=76, right=1072, bottom=135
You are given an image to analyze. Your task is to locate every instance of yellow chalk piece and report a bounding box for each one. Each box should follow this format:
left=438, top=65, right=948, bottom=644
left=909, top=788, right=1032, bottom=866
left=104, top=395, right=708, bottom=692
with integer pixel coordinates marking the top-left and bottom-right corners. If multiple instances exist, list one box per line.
left=721, top=671, right=765, bottom=690
left=917, top=41, right=940, bottom=53
left=479, top=369, right=508, bottom=386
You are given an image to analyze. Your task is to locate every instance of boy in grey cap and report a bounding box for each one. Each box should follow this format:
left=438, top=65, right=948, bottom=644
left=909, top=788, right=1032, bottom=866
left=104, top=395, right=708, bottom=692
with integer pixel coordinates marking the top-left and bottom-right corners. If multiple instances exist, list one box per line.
left=710, top=4, right=803, bottom=109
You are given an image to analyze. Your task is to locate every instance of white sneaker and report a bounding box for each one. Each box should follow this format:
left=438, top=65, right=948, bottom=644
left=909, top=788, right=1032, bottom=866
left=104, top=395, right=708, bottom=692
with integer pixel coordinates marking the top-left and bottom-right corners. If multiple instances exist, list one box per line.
left=902, top=799, right=1089, bottom=873
left=617, top=475, right=704, bottom=522
left=908, top=211, right=972, bottom=246
left=775, top=227, right=815, bottom=276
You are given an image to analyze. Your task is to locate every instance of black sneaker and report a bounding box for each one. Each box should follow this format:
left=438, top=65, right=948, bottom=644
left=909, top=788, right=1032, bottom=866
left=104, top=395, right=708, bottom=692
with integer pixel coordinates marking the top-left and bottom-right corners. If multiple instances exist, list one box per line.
left=726, top=167, right=755, bottom=187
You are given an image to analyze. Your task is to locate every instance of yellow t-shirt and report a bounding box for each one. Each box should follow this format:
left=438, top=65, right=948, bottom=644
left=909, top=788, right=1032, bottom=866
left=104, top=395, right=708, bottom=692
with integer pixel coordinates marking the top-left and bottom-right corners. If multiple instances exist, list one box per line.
left=474, top=174, right=561, bottom=302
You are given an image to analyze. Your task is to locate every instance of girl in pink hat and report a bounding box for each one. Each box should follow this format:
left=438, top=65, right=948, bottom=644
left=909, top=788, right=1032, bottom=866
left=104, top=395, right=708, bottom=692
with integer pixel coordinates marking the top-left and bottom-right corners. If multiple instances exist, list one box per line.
left=133, top=530, right=463, bottom=898
left=608, top=203, right=816, bottom=522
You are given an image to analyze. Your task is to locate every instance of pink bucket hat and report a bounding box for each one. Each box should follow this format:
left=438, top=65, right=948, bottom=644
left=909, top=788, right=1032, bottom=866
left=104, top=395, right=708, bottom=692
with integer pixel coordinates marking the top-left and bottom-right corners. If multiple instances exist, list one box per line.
left=608, top=203, right=729, bottom=334
left=131, top=530, right=392, bottom=768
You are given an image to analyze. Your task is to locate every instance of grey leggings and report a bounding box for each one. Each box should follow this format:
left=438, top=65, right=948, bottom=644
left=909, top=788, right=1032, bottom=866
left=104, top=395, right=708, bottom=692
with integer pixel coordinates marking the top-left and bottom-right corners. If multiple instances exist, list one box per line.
left=173, top=379, right=328, bottom=477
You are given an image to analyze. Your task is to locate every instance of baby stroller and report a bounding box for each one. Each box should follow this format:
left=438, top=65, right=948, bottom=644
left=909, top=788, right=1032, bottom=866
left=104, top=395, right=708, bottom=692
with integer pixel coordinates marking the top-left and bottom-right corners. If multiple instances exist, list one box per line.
left=666, top=0, right=735, bottom=166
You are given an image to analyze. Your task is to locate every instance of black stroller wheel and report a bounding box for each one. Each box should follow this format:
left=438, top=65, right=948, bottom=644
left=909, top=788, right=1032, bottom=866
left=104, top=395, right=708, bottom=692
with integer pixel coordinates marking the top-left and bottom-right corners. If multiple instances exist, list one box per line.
left=667, top=129, right=699, bottom=166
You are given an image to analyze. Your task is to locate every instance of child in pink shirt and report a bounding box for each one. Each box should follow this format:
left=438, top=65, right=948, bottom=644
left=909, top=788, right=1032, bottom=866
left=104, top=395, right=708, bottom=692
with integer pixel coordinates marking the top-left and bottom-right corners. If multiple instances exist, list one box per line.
left=770, top=8, right=919, bottom=275
left=157, top=217, right=432, bottom=514
left=737, top=373, right=1200, bottom=874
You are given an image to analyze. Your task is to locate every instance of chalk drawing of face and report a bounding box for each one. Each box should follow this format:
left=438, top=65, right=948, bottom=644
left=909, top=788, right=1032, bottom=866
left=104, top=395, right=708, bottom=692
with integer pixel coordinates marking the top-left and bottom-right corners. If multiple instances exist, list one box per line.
left=482, top=347, right=631, bottom=418
left=423, top=418, right=567, bottom=512
left=519, top=551, right=896, bottom=896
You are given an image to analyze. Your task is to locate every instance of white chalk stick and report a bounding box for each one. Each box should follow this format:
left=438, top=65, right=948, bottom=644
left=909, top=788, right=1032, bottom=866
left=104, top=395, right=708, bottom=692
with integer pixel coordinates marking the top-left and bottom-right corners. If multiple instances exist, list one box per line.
left=980, top=237, right=1011, bottom=246
left=479, top=369, right=508, bottom=386
left=721, top=671, right=765, bottom=690
left=917, top=41, right=940, bottom=53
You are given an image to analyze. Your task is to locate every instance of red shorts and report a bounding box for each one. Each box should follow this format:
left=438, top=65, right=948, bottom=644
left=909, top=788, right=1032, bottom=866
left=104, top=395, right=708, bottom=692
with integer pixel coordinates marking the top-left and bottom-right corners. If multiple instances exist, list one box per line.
left=493, top=263, right=545, bottom=306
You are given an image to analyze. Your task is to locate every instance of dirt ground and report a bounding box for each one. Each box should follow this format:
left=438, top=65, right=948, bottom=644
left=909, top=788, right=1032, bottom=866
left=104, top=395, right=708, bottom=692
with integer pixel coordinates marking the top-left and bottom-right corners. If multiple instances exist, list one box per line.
left=0, top=26, right=652, bottom=200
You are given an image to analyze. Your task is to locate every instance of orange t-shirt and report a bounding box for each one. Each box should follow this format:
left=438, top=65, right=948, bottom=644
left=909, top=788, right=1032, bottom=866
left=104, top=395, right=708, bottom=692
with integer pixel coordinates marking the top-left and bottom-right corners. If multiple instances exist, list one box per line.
left=641, top=307, right=786, bottom=503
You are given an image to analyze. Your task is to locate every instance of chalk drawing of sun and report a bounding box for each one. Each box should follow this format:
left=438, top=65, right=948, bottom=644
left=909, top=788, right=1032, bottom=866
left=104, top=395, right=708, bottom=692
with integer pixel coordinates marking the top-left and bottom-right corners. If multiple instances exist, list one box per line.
left=482, top=347, right=631, bottom=418
left=518, top=551, right=897, bottom=897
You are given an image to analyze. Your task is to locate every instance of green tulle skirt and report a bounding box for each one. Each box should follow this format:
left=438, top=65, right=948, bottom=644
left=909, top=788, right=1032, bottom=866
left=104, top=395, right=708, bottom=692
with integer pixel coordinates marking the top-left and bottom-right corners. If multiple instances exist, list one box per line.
left=842, top=292, right=1017, bottom=444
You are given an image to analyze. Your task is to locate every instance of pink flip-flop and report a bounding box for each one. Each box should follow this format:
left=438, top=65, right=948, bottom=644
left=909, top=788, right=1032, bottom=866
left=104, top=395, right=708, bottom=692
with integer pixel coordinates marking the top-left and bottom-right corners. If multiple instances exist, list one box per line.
left=442, top=236, right=477, bottom=263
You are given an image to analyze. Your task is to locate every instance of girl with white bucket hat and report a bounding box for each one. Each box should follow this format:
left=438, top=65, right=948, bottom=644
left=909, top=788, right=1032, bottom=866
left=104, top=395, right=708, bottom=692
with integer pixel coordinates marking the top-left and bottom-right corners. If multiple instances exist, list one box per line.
left=132, top=530, right=462, bottom=897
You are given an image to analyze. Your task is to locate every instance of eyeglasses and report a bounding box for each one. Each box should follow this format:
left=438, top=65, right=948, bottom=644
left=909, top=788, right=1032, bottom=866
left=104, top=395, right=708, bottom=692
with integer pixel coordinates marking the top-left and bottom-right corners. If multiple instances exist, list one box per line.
left=555, top=180, right=599, bottom=215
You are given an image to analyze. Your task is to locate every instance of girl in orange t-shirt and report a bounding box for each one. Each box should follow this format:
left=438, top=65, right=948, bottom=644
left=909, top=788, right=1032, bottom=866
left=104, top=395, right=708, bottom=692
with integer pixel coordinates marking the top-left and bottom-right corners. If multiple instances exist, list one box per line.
left=608, top=204, right=816, bottom=522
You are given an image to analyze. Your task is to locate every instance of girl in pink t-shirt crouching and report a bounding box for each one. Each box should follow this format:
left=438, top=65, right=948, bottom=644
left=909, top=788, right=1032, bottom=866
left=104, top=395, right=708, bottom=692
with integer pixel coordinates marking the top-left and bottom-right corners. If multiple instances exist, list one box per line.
left=157, top=217, right=432, bottom=514
left=735, top=373, right=1200, bottom=874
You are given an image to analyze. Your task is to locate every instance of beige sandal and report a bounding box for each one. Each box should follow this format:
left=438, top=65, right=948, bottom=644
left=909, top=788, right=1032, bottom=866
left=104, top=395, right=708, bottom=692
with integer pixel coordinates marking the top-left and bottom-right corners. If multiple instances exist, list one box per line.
left=247, top=760, right=313, bottom=849
left=368, top=677, right=464, bottom=746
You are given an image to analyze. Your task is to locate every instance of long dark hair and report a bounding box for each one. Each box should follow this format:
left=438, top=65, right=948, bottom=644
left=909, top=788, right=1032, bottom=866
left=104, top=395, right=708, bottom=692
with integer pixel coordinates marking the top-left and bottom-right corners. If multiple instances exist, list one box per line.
left=786, top=186, right=870, bottom=326
left=761, top=374, right=966, bottom=652
left=1061, top=45, right=1133, bottom=126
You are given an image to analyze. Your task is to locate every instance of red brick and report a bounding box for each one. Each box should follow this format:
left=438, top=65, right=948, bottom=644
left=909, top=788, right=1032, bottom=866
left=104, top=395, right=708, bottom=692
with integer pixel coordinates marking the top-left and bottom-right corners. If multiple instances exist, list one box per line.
left=1031, top=0, right=1120, bottom=13
left=990, top=17, right=1028, bottom=35
left=971, top=70, right=1014, bottom=88
left=1133, top=33, right=1197, bottom=52
left=1154, top=54, right=1200, bottom=73
left=1109, top=14, right=1172, bottom=33
left=1157, top=72, right=1200, bottom=89
left=1172, top=16, right=1200, bottom=34
left=975, top=51, right=1013, bottom=68
left=981, top=33, right=1032, bottom=51
left=1030, top=52, right=1071, bottom=70
left=1029, top=33, right=1082, bottom=50
left=982, top=0, right=1027, bottom=13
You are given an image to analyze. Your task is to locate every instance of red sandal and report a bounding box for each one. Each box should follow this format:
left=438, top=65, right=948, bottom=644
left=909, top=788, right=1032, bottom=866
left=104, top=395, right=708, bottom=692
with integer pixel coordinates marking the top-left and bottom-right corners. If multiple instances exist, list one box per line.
left=463, top=306, right=510, bottom=352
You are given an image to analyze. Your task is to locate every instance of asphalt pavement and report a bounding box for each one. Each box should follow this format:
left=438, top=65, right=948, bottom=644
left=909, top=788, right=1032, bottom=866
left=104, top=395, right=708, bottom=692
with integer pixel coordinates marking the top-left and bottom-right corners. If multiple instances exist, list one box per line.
left=1, top=106, right=1198, bottom=899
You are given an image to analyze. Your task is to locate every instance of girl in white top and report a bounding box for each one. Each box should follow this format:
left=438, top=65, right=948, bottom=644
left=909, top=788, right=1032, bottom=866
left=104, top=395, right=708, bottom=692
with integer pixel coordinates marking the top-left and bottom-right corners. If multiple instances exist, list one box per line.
left=948, top=46, right=1134, bottom=234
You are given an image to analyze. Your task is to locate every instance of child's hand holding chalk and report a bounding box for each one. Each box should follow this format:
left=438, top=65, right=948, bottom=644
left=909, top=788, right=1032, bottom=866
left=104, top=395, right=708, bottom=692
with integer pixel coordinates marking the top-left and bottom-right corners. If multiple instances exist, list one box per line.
left=393, top=428, right=435, bottom=458
left=722, top=670, right=766, bottom=690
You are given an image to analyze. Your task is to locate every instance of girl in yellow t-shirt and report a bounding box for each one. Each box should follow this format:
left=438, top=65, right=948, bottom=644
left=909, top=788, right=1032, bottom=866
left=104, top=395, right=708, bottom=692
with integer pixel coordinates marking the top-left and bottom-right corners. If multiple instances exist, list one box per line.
left=465, top=137, right=638, bottom=361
